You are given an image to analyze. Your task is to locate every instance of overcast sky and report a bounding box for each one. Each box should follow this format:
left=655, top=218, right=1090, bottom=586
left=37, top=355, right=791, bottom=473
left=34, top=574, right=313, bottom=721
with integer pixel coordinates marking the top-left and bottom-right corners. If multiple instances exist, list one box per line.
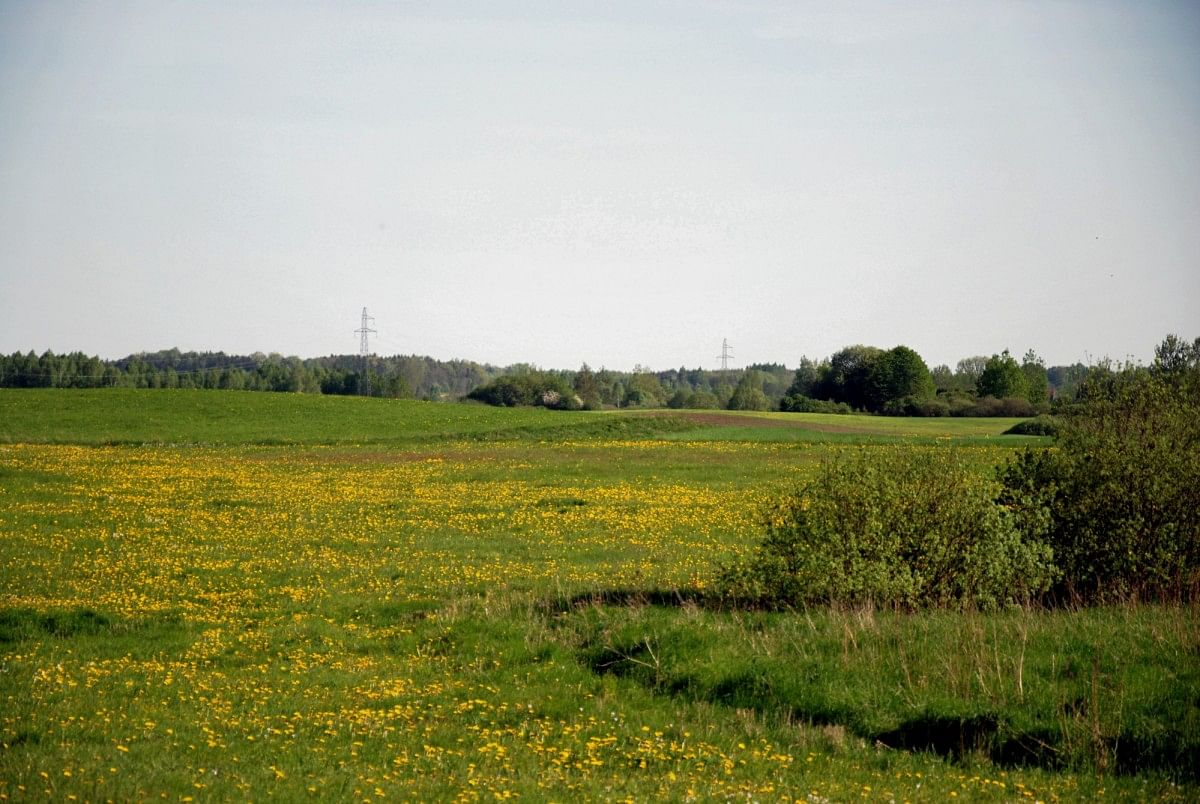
left=1, top=1, right=1197, bottom=371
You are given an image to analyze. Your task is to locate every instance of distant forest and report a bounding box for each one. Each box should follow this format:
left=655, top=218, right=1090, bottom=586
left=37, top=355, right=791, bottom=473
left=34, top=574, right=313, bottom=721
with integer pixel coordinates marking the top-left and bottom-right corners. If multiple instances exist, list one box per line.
left=0, top=343, right=1113, bottom=417
left=0, top=349, right=499, bottom=400
left=465, top=347, right=1095, bottom=417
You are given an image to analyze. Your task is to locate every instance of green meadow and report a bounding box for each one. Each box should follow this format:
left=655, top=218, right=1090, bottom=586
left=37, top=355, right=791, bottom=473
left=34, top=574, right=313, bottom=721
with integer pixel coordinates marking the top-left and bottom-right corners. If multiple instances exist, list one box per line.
left=0, top=390, right=1195, bottom=801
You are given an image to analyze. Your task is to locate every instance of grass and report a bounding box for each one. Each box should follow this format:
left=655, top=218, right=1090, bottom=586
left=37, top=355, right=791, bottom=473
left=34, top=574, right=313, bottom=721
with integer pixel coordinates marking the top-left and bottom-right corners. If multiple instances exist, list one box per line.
left=0, top=390, right=1192, bottom=801
left=656, top=410, right=1051, bottom=446
left=0, top=388, right=596, bottom=445
left=563, top=601, right=1199, bottom=780
left=0, top=388, right=1049, bottom=447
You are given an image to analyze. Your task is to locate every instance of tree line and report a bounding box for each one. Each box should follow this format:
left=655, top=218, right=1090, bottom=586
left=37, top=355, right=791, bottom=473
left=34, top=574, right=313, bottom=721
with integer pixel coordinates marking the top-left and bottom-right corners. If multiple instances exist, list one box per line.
left=0, top=349, right=503, bottom=400
left=777, top=345, right=1055, bottom=417
left=0, top=343, right=1104, bottom=416
left=468, top=345, right=1093, bottom=416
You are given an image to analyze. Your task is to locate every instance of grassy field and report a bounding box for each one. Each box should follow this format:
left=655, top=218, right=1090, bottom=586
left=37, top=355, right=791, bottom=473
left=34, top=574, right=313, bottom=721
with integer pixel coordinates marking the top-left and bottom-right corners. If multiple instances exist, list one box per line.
left=1, top=390, right=1195, bottom=801
left=0, top=389, right=1039, bottom=446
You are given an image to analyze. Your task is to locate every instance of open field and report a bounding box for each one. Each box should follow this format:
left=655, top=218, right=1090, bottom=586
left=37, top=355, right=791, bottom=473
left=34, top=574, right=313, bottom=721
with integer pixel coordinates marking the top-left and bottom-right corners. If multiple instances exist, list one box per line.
left=0, top=389, right=1040, bottom=447
left=1, top=390, right=1195, bottom=801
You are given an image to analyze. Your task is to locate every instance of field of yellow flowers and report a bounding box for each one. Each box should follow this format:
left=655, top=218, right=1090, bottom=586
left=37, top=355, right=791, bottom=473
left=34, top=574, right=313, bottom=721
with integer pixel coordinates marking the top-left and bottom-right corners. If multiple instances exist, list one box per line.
left=1, top=391, right=1193, bottom=801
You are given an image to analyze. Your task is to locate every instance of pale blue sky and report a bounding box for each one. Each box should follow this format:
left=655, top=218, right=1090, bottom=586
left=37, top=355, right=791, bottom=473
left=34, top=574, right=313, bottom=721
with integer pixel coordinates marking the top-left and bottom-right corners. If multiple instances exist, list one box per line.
left=1, top=1, right=1197, bottom=370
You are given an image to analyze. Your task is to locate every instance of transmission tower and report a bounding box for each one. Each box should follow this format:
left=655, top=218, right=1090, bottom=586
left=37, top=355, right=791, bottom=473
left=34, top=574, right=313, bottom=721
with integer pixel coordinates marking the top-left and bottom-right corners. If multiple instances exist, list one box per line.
left=355, top=307, right=377, bottom=396
left=716, top=338, right=734, bottom=371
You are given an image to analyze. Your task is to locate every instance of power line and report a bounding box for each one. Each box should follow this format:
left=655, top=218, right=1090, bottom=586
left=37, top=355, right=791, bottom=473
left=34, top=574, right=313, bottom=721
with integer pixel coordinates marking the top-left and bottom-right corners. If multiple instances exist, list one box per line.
left=354, top=307, right=377, bottom=396
left=716, top=338, right=734, bottom=371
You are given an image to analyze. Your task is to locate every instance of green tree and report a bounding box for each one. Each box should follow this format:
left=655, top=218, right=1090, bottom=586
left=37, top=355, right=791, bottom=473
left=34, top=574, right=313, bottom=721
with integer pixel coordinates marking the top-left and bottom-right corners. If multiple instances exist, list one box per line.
left=954, top=355, right=989, bottom=392
left=977, top=350, right=1028, bottom=399
left=666, top=389, right=689, bottom=409
left=684, top=390, right=720, bottom=409
left=866, top=345, right=935, bottom=413
left=1000, top=335, right=1200, bottom=602
left=624, top=368, right=665, bottom=408
left=573, top=363, right=602, bottom=409
left=1021, top=349, right=1049, bottom=406
left=783, top=357, right=820, bottom=399
left=1153, top=334, right=1200, bottom=378
left=727, top=371, right=769, bottom=411
left=815, top=345, right=882, bottom=410
left=930, top=364, right=954, bottom=392
left=1047, top=363, right=1089, bottom=401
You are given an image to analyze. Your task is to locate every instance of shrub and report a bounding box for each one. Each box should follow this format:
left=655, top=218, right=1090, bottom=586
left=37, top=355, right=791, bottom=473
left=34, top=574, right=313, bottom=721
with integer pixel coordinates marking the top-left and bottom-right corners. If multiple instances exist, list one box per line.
left=999, top=342, right=1200, bottom=602
left=466, top=372, right=578, bottom=409
left=719, top=448, right=1055, bottom=610
left=1004, top=415, right=1059, bottom=436
left=882, top=395, right=949, bottom=417
left=684, top=391, right=720, bottom=410
left=727, top=371, right=770, bottom=411
left=952, top=395, right=1038, bottom=417
left=912, top=396, right=951, bottom=416
left=779, top=394, right=851, bottom=414
left=945, top=392, right=982, bottom=416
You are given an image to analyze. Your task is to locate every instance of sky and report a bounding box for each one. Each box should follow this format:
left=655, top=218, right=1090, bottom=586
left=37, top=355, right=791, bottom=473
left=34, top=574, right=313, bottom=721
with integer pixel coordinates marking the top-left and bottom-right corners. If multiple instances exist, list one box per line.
left=1, top=1, right=1197, bottom=371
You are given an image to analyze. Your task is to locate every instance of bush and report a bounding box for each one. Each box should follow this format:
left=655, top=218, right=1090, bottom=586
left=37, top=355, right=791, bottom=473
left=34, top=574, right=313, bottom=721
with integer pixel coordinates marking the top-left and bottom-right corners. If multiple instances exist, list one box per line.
left=914, top=396, right=951, bottom=416
left=727, top=372, right=770, bottom=411
left=778, top=394, right=851, bottom=414
left=882, top=395, right=949, bottom=417
left=466, top=372, right=579, bottom=409
left=684, top=391, right=720, bottom=410
left=1004, top=415, right=1059, bottom=436
left=719, top=448, right=1055, bottom=610
left=999, top=343, right=1200, bottom=602
left=951, top=395, right=1038, bottom=417
left=945, top=392, right=981, bottom=416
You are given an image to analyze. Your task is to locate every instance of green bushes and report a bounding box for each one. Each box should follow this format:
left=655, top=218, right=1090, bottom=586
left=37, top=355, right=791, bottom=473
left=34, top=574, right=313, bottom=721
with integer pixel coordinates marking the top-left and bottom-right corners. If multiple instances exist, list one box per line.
left=726, top=371, right=770, bottom=411
left=778, top=394, right=852, bottom=414
left=882, top=395, right=949, bottom=417
left=724, top=337, right=1200, bottom=610
left=999, top=342, right=1200, bottom=602
left=466, top=372, right=581, bottom=409
left=719, top=448, right=1055, bottom=610
left=1003, top=415, right=1059, bottom=436
left=684, top=390, right=720, bottom=409
left=952, top=395, right=1039, bottom=417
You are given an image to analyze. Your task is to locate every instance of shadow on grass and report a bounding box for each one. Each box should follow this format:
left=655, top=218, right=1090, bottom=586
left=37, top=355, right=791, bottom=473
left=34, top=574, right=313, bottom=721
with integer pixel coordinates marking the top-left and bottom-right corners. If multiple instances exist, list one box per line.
left=546, top=588, right=715, bottom=614
left=0, top=608, right=120, bottom=642
left=555, top=590, right=1199, bottom=783
left=0, top=607, right=189, bottom=651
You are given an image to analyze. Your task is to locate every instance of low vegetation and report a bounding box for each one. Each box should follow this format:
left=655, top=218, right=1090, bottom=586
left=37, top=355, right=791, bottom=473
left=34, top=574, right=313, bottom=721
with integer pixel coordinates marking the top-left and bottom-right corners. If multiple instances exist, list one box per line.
left=1004, top=414, right=1060, bottom=436
left=718, top=448, right=1055, bottom=609
left=466, top=370, right=583, bottom=409
left=999, top=337, right=1200, bottom=602
left=720, top=334, right=1200, bottom=611
left=1, top=375, right=1196, bottom=799
left=565, top=602, right=1199, bottom=782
